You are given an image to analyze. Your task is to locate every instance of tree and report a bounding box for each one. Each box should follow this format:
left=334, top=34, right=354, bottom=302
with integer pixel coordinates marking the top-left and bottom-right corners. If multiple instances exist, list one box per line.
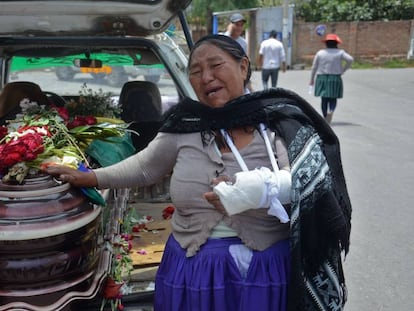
left=187, top=0, right=259, bottom=33
left=257, top=0, right=284, bottom=5
left=295, top=0, right=414, bottom=22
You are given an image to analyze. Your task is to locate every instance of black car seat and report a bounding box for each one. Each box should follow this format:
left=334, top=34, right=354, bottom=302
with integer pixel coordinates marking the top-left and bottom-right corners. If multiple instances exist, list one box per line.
left=119, top=81, right=171, bottom=202
left=0, top=81, right=49, bottom=125
left=119, top=81, right=163, bottom=152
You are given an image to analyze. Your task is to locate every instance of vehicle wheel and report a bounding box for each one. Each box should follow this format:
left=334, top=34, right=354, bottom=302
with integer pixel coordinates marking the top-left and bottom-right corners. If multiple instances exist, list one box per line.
left=43, top=91, right=67, bottom=107
left=55, top=67, right=75, bottom=81
left=144, top=75, right=161, bottom=84
left=106, top=67, right=128, bottom=87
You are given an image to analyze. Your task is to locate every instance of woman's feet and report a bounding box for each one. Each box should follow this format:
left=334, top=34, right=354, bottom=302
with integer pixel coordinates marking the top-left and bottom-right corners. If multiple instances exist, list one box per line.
left=325, top=112, right=333, bottom=124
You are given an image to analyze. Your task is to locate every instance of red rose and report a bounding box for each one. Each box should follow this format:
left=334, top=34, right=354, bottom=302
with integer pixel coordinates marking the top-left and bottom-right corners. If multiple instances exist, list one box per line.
left=84, top=115, right=97, bottom=125
left=3, top=152, right=23, bottom=166
left=7, top=143, right=26, bottom=155
left=0, top=126, right=7, bottom=140
left=53, top=106, right=69, bottom=120
left=120, top=233, right=133, bottom=241
left=18, top=133, right=44, bottom=155
left=0, top=131, right=46, bottom=168
left=132, top=223, right=148, bottom=232
left=21, top=135, right=42, bottom=150
left=103, top=278, right=123, bottom=299
left=25, top=151, right=39, bottom=161
left=67, top=117, right=84, bottom=129
left=162, top=205, right=175, bottom=220
left=67, top=115, right=98, bottom=129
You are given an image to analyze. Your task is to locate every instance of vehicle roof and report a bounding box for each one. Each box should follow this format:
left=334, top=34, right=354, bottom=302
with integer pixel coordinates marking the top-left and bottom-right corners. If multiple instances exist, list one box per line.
left=0, top=0, right=192, bottom=37
left=0, top=36, right=162, bottom=56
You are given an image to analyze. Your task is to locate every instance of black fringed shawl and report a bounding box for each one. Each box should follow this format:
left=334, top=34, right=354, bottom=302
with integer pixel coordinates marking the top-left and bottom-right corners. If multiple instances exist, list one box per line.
left=160, top=88, right=352, bottom=311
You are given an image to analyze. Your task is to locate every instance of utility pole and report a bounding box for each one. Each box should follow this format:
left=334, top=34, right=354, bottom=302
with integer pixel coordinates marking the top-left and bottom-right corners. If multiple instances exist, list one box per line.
left=282, top=0, right=289, bottom=48
left=282, top=0, right=290, bottom=68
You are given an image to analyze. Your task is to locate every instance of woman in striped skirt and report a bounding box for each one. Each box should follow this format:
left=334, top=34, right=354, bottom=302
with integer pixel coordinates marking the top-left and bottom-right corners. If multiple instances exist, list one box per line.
left=310, top=33, right=353, bottom=123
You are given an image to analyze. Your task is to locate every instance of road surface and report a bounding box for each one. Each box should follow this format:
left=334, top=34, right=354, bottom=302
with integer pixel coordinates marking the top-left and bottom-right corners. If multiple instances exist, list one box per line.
left=251, top=68, right=414, bottom=311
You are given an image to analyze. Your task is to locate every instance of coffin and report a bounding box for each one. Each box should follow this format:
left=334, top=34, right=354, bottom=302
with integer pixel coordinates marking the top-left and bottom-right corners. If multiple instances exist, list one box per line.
left=0, top=174, right=123, bottom=310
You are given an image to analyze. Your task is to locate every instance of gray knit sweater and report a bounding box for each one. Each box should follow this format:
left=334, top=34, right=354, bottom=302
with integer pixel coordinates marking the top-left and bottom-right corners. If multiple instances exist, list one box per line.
left=94, top=128, right=290, bottom=257
left=310, top=48, right=353, bottom=81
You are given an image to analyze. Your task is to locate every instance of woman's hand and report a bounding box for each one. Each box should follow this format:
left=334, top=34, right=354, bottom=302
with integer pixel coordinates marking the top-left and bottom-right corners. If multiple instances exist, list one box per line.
left=203, top=191, right=228, bottom=215
left=203, top=175, right=234, bottom=215
left=44, top=165, right=98, bottom=188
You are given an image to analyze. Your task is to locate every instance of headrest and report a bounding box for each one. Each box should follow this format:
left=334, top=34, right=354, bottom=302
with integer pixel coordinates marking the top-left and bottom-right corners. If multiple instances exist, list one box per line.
left=0, top=81, right=48, bottom=119
left=119, top=81, right=162, bottom=123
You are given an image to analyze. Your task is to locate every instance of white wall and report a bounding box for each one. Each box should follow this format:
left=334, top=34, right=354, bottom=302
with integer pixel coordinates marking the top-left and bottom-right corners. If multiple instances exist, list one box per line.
left=254, top=6, right=294, bottom=66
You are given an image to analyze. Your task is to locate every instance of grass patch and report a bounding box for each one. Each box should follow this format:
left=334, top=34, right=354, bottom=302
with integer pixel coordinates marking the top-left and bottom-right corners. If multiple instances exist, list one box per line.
left=351, top=61, right=375, bottom=69
left=352, top=59, right=414, bottom=69
left=383, top=59, right=414, bottom=68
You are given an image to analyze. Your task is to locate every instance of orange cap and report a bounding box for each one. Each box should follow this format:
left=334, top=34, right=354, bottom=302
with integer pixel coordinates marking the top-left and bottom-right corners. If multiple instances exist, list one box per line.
left=322, top=33, right=342, bottom=44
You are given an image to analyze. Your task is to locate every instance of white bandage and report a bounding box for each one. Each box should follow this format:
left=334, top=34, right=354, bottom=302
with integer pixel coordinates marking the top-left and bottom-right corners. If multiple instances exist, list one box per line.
left=213, top=167, right=291, bottom=223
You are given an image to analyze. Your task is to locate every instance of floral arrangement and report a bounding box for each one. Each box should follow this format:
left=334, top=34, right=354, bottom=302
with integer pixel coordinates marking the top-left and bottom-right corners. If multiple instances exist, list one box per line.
left=100, top=208, right=154, bottom=311
left=0, top=89, right=127, bottom=184
left=0, top=86, right=152, bottom=311
left=101, top=233, right=133, bottom=311
left=66, top=83, right=121, bottom=119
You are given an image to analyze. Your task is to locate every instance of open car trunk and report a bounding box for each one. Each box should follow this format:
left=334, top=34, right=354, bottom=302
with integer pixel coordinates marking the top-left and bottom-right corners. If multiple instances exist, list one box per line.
left=0, top=0, right=192, bottom=37
left=0, top=1, right=193, bottom=310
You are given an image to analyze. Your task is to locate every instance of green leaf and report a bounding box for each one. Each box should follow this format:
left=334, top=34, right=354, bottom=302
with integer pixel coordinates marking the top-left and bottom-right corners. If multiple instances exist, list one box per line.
left=68, top=125, right=92, bottom=133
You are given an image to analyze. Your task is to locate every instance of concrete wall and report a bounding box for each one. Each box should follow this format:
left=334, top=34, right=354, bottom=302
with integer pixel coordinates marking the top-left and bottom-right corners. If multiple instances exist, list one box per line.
left=189, top=13, right=414, bottom=67
left=292, top=20, right=414, bottom=66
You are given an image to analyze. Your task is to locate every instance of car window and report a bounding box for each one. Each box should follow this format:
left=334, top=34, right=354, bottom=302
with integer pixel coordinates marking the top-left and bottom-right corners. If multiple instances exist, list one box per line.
left=4, top=34, right=192, bottom=113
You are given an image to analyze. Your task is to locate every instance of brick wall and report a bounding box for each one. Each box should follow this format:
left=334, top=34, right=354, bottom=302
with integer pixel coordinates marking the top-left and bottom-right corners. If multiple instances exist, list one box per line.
left=292, top=20, right=414, bottom=65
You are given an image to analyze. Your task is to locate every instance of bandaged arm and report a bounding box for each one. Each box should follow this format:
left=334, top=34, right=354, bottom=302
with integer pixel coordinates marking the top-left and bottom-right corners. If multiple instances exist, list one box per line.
left=213, top=167, right=291, bottom=223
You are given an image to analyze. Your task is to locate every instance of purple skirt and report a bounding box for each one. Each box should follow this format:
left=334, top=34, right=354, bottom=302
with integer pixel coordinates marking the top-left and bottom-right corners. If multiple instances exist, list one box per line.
left=154, top=235, right=290, bottom=311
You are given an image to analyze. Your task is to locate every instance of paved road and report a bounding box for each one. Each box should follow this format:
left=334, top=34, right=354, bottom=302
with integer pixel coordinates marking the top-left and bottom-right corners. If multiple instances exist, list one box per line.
left=123, top=68, right=414, bottom=311
left=252, top=68, right=414, bottom=311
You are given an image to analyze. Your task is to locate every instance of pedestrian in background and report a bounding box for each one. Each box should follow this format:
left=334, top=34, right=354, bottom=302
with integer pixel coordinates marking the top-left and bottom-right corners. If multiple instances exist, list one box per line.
left=310, top=33, right=353, bottom=124
left=223, top=13, right=248, bottom=54
left=258, top=30, right=286, bottom=90
left=222, top=13, right=254, bottom=92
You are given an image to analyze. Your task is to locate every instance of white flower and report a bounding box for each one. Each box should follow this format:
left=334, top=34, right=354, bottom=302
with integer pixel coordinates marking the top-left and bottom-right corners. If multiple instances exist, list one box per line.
left=19, top=98, right=39, bottom=113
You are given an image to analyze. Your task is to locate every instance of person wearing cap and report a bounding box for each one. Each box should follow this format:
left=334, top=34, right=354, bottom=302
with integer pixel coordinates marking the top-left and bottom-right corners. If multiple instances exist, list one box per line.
left=222, top=13, right=255, bottom=92
left=46, top=34, right=351, bottom=311
left=258, top=30, right=286, bottom=89
left=310, top=33, right=354, bottom=124
left=223, top=13, right=248, bottom=54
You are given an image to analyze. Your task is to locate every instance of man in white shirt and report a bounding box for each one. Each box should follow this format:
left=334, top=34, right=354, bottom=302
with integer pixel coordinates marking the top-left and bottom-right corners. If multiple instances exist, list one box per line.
left=258, top=30, right=286, bottom=89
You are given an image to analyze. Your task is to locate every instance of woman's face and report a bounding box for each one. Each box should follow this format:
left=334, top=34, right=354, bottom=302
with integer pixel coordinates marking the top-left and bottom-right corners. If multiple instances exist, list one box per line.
left=188, top=43, right=248, bottom=108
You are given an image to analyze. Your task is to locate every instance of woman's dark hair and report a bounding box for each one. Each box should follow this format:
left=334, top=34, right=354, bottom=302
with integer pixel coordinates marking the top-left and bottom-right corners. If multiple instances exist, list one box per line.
left=326, top=40, right=338, bottom=48
left=188, top=34, right=252, bottom=87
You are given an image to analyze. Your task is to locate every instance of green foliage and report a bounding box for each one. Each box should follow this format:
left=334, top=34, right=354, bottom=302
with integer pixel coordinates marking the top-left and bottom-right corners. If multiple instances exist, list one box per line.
left=383, top=59, right=414, bottom=69
left=66, top=83, right=120, bottom=118
left=352, top=59, right=414, bottom=69
left=187, top=0, right=259, bottom=27
left=295, top=0, right=414, bottom=22
left=187, top=0, right=413, bottom=28
left=257, top=0, right=284, bottom=5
